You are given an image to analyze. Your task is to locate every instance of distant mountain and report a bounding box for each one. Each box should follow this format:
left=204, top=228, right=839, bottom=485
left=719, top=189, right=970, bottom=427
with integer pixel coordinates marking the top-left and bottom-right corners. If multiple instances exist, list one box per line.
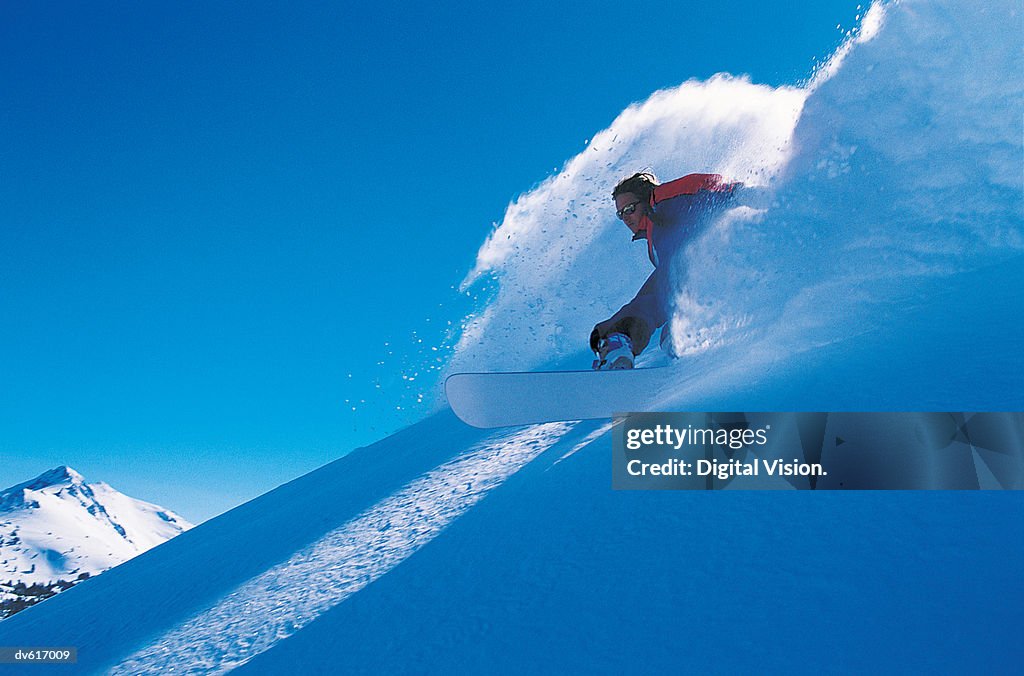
left=0, top=466, right=192, bottom=618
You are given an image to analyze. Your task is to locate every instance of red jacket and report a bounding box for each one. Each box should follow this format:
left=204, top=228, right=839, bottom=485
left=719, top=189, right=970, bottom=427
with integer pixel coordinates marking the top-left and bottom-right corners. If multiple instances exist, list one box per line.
left=634, top=173, right=740, bottom=266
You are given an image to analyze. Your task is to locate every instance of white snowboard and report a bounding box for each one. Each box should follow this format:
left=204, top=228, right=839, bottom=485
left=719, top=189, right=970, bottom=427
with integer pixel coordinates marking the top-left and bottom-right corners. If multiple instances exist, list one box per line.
left=445, top=367, right=684, bottom=428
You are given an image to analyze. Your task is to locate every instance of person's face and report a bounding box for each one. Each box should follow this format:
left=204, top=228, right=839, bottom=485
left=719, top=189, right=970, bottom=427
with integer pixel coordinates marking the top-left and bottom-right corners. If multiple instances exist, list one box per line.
left=615, top=192, right=646, bottom=236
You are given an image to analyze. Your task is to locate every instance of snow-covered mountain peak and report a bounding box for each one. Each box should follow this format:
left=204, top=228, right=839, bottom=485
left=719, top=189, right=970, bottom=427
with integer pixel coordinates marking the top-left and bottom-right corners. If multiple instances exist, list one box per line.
left=0, top=466, right=85, bottom=510
left=0, top=467, right=193, bottom=586
left=23, top=465, right=83, bottom=489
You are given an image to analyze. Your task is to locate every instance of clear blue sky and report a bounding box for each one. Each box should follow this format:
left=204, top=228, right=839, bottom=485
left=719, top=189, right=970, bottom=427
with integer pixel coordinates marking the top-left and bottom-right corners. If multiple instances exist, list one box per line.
left=1, top=1, right=863, bottom=521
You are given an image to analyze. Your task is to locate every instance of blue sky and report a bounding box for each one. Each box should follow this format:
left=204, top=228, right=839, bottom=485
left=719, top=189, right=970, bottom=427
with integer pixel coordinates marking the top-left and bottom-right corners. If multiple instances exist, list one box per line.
left=1, top=2, right=864, bottom=521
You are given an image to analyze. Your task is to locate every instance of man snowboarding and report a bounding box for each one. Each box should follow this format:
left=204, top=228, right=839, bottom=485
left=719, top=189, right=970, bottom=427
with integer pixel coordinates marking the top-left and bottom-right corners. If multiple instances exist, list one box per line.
left=590, top=171, right=741, bottom=369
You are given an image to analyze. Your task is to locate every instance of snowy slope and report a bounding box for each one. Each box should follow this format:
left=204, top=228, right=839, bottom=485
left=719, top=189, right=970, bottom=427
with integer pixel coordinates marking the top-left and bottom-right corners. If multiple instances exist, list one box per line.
left=0, top=0, right=1021, bottom=673
left=0, top=466, right=192, bottom=586
left=0, top=408, right=1020, bottom=673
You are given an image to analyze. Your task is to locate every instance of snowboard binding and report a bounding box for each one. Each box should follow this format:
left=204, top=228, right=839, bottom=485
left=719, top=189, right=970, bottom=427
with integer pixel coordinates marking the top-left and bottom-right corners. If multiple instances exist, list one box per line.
left=592, top=332, right=635, bottom=371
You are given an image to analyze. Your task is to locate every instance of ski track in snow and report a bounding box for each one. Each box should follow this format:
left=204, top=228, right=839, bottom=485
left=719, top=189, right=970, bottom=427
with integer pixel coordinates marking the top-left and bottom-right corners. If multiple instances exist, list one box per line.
left=110, top=422, right=575, bottom=675
left=552, top=421, right=616, bottom=467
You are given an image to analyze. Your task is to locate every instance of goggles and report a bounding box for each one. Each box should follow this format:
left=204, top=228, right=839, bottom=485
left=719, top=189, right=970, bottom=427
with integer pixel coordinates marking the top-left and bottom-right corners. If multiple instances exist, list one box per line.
left=616, top=201, right=640, bottom=220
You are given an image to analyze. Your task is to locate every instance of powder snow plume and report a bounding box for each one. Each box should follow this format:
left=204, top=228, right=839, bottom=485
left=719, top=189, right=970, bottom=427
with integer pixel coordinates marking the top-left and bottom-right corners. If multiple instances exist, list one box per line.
left=448, top=0, right=1022, bottom=378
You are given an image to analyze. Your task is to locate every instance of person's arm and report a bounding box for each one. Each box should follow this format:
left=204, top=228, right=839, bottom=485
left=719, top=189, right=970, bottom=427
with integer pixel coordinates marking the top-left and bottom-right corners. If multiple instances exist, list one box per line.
left=589, top=269, right=667, bottom=355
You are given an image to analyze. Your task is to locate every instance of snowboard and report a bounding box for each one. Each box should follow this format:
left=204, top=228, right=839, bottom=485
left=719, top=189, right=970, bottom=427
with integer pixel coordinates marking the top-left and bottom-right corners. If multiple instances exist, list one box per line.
left=445, top=366, right=683, bottom=428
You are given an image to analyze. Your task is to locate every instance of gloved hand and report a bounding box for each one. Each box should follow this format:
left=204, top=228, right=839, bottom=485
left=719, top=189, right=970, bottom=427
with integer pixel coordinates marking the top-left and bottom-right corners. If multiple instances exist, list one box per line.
left=589, top=317, right=618, bottom=353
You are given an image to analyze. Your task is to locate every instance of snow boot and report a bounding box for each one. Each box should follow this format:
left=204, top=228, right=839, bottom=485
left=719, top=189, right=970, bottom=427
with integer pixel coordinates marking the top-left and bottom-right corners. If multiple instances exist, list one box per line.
left=592, top=332, right=635, bottom=370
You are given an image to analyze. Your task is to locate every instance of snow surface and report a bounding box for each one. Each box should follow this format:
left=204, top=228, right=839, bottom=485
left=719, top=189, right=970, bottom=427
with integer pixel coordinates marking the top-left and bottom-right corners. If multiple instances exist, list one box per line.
left=0, top=467, right=192, bottom=586
left=0, top=0, right=1021, bottom=673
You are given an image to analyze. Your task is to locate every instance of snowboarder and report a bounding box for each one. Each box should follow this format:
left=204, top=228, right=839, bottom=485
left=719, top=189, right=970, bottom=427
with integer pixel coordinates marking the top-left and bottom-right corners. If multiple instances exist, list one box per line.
left=590, top=171, right=741, bottom=369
